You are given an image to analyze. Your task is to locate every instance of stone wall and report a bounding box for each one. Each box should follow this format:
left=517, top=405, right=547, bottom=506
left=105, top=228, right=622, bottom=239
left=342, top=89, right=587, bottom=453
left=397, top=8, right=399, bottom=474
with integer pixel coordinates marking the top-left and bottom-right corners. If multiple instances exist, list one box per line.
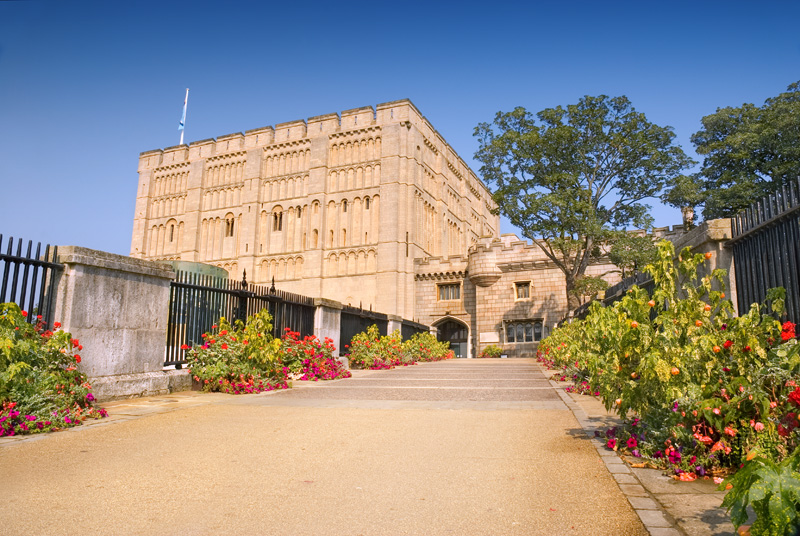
left=52, top=247, right=188, bottom=401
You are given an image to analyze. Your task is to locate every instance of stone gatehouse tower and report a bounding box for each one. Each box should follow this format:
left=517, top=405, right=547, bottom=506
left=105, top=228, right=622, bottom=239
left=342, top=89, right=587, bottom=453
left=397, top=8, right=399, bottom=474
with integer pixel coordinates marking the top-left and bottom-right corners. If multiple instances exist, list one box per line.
left=131, top=100, right=499, bottom=321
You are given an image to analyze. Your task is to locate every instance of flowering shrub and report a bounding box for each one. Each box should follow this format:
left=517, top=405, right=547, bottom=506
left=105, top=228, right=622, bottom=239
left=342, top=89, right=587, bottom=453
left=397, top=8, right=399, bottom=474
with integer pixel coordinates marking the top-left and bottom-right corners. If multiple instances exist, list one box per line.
left=346, top=326, right=452, bottom=369
left=346, top=326, right=409, bottom=369
left=539, top=241, right=800, bottom=532
left=0, top=303, right=107, bottom=436
left=478, top=344, right=503, bottom=358
left=186, top=309, right=288, bottom=393
left=402, top=332, right=455, bottom=362
left=279, top=329, right=350, bottom=381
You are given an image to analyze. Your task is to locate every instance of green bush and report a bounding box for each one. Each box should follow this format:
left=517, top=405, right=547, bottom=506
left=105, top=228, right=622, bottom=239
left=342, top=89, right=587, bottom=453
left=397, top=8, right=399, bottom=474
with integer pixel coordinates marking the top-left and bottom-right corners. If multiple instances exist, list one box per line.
left=403, top=331, right=454, bottom=362
left=1, top=302, right=106, bottom=436
left=478, top=344, right=503, bottom=358
left=186, top=309, right=287, bottom=393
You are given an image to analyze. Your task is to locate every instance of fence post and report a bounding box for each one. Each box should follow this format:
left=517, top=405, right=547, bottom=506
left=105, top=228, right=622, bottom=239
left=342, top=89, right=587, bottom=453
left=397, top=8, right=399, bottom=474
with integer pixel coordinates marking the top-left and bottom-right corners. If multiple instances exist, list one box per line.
left=313, top=298, right=343, bottom=359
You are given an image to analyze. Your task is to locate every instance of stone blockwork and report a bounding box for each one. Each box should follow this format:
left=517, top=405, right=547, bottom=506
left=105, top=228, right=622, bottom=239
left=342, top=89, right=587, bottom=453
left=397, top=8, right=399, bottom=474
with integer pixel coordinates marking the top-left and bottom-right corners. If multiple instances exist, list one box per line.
left=52, top=247, right=187, bottom=401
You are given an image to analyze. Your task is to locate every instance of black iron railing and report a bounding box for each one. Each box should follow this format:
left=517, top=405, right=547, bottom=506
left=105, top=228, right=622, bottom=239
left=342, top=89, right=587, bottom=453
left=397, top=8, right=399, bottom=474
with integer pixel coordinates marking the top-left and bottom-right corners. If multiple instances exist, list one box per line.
left=0, top=235, right=62, bottom=327
left=165, top=271, right=315, bottom=368
left=729, top=177, right=800, bottom=322
left=339, top=304, right=388, bottom=354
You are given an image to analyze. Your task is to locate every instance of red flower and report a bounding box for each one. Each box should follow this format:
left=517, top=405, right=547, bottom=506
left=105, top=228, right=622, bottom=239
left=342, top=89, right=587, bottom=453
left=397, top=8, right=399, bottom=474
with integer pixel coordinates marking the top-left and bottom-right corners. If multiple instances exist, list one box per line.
left=54, top=322, right=61, bottom=329
left=74, top=354, right=81, bottom=363
left=21, top=310, right=28, bottom=317
left=723, top=340, right=733, bottom=349
left=789, top=387, right=800, bottom=407
left=782, top=321, right=796, bottom=342
left=221, top=343, right=228, bottom=350
left=180, top=344, right=190, bottom=350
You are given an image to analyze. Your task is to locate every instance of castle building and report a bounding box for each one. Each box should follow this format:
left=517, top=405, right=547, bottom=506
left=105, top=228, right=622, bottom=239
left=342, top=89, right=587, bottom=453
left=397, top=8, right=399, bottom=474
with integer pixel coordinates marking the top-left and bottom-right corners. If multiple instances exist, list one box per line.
left=132, top=99, right=681, bottom=358
left=131, top=100, right=499, bottom=322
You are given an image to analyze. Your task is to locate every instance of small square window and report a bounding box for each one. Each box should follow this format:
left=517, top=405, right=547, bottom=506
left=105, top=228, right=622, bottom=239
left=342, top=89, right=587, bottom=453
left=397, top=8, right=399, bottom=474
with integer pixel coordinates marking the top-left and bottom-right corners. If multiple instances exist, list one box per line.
left=438, top=283, right=461, bottom=301
left=515, top=282, right=530, bottom=300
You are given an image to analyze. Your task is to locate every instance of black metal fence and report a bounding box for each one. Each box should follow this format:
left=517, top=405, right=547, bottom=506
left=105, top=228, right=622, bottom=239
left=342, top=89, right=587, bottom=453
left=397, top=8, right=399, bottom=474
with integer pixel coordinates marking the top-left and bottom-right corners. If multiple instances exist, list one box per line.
left=339, top=305, right=388, bottom=354
left=567, top=272, right=655, bottom=323
left=166, top=271, right=315, bottom=367
left=401, top=319, right=429, bottom=341
left=0, top=235, right=61, bottom=327
left=729, top=177, right=800, bottom=323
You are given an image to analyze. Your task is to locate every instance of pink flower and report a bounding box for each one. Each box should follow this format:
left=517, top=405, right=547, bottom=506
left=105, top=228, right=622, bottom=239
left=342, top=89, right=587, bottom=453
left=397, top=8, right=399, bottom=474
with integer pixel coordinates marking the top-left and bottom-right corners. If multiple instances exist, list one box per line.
left=626, top=437, right=638, bottom=449
left=606, top=438, right=617, bottom=450
left=713, top=408, right=721, bottom=415
left=754, top=422, right=764, bottom=431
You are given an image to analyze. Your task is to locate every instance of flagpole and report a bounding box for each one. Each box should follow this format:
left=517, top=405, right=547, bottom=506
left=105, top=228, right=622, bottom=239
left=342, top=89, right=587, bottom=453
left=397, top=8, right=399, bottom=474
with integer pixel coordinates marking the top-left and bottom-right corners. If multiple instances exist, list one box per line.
left=178, top=88, right=189, bottom=145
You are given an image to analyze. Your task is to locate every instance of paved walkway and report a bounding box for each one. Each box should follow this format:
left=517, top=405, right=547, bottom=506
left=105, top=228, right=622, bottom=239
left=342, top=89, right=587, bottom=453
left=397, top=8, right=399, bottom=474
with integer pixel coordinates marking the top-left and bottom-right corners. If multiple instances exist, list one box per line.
left=0, top=359, right=729, bottom=535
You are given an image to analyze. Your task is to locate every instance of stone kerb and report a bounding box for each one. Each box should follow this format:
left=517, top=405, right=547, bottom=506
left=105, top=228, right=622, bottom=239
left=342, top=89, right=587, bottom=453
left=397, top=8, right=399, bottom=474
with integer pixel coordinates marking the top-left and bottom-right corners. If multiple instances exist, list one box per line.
left=52, top=246, right=181, bottom=401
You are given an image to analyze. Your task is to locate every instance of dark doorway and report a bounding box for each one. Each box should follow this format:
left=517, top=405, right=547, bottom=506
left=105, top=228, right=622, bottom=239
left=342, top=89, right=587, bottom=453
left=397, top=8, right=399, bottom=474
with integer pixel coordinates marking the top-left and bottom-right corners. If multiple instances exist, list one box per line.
left=437, top=319, right=468, bottom=358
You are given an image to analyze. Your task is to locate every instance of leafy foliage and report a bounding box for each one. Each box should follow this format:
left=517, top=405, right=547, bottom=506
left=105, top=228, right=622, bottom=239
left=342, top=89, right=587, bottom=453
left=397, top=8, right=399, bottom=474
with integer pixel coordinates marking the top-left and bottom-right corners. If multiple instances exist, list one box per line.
left=691, top=80, right=800, bottom=219
left=279, top=329, right=350, bottom=381
left=478, top=344, right=503, bottom=358
left=186, top=310, right=288, bottom=393
left=346, top=326, right=454, bottom=369
left=0, top=303, right=106, bottom=436
left=538, top=241, right=800, bottom=531
left=474, top=95, right=693, bottom=309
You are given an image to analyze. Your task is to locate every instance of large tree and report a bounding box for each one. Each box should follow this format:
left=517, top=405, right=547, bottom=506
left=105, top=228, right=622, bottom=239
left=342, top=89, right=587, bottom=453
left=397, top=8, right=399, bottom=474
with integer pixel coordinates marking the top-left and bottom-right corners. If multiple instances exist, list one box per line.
left=691, top=81, right=800, bottom=219
left=474, top=95, right=693, bottom=310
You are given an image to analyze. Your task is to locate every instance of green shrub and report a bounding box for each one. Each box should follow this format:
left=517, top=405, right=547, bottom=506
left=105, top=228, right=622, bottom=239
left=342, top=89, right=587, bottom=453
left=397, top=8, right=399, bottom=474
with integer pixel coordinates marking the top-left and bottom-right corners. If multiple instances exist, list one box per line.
left=478, top=344, right=503, bottom=358
left=186, top=309, right=286, bottom=393
left=1, top=302, right=106, bottom=436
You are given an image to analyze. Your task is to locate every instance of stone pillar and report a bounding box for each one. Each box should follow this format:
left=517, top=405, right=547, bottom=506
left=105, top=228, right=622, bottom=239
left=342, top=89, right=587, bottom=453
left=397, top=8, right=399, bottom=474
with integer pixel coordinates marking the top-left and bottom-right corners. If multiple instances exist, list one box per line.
left=52, top=247, right=182, bottom=400
left=314, top=298, right=343, bottom=359
left=387, top=315, right=403, bottom=335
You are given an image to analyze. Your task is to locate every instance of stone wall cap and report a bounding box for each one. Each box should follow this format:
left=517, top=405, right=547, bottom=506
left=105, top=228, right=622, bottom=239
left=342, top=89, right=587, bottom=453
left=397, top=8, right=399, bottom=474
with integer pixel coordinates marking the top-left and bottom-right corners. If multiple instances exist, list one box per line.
left=673, top=218, right=732, bottom=251
left=163, top=144, right=188, bottom=152
left=189, top=138, right=216, bottom=146
left=275, top=119, right=307, bottom=129
left=244, top=126, right=274, bottom=134
left=313, top=297, right=343, bottom=310
left=341, top=106, right=375, bottom=116
left=217, top=132, right=244, bottom=140
left=57, top=246, right=175, bottom=279
left=307, top=112, right=340, bottom=123
left=139, top=149, right=163, bottom=157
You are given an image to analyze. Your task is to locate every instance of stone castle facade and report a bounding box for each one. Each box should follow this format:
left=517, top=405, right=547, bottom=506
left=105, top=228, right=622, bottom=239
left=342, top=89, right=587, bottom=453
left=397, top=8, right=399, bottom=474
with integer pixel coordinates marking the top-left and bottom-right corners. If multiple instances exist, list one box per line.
left=131, top=99, right=685, bottom=358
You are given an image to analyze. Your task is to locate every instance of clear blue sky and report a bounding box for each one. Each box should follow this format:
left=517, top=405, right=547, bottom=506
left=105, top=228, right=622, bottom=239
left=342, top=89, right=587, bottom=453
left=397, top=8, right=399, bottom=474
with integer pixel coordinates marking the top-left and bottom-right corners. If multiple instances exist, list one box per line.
left=1, top=0, right=798, bottom=255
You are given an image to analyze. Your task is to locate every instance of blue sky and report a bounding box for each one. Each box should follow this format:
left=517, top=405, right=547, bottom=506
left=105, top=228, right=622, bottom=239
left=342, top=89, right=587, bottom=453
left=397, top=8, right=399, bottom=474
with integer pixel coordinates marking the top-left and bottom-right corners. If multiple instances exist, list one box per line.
left=1, top=0, right=798, bottom=255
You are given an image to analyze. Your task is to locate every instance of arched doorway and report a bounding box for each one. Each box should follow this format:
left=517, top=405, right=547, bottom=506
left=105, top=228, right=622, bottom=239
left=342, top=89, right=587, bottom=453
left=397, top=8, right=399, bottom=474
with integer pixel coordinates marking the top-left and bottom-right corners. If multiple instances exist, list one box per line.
left=435, top=319, right=469, bottom=358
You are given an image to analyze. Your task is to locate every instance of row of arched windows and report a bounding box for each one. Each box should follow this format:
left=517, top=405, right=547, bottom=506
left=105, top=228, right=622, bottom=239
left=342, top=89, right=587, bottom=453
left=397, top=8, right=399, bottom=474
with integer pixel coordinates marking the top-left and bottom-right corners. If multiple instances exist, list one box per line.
left=258, top=256, right=304, bottom=282
left=202, top=186, right=243, bottom=211
left=150, top=195, right=186, bottom=219
left=324, top=249, right=377, bottom=276
left=148, top=219, right=184, bottom=258
left=200, top=214, right=239, bottom=261
left=327, top=165, right=380, bottom=192
left=329, top=137, right=381, bottom=167
left=204, top=159, right=245, bottom=188
left=263, top=175, right=308, bottom=201
left=263, top=148, right=311, bottom=177
left=152, top=170, right=188, bottom=198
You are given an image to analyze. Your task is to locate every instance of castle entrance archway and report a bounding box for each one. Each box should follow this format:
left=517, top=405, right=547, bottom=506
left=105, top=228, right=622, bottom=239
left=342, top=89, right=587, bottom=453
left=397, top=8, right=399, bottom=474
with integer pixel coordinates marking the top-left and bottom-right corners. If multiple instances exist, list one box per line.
left=434, top=318, right=469, bottom=358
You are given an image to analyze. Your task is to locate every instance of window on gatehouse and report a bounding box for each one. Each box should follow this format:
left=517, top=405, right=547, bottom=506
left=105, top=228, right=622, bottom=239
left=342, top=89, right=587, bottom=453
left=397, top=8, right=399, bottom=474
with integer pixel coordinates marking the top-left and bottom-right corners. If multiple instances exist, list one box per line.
left=515, top=281, right=530, bottom=300
left=437, top=283, right=461, bottom=301
left=505, top=320, right=543, bottom=343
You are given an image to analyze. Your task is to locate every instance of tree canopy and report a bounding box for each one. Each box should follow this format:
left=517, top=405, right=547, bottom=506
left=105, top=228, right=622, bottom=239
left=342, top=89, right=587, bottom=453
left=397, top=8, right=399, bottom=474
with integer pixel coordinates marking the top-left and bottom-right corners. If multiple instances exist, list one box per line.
left=474, top=95, right=693, bottom=310
left=690, top=81, right=800, bottom=219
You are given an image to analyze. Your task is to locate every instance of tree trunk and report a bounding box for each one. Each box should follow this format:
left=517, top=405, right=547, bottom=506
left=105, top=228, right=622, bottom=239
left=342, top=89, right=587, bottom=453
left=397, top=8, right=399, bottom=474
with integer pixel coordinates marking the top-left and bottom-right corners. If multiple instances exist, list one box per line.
left=565, top=275, right=581, bottom=312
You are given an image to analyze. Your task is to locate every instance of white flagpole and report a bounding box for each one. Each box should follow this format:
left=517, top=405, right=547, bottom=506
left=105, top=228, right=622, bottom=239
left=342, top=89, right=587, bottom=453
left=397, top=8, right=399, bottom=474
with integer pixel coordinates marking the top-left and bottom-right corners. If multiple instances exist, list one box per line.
left=178, top=88, right=189, bottom=145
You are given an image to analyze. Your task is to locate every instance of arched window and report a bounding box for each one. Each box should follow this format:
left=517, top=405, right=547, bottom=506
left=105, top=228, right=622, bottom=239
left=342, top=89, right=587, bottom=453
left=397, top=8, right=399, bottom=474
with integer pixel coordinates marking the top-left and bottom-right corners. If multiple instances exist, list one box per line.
left=365, top=197, right=370, bottom=210
left=169, top=224, right=175, bottom=242
left=342, top=200, right=348, bottom=213
left=273, top=212, right=283, bottom=231
left=225, top=218, right=235, bottom=237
